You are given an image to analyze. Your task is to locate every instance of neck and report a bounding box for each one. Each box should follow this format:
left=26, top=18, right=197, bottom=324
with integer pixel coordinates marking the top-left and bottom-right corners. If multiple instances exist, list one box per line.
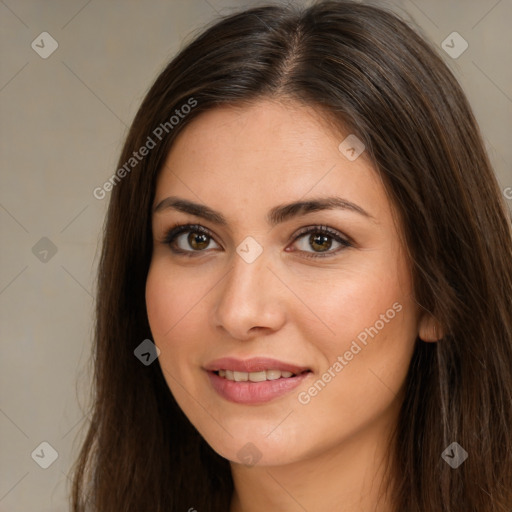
left=229, top=410, right=398, bottom=512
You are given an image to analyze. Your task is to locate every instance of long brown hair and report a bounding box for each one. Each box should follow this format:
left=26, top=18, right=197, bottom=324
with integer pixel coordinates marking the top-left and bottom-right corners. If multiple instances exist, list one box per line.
left=71, top=2, right=512, bottom=510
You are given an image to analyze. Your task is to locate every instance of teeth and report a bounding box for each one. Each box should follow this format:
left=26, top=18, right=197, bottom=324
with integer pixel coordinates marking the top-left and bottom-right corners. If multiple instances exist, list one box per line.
left=249, top=371, right=266, bottom=382
left=217, top=369, right=297, bottom=382
left=233, top=371, right=248, bottom=382
left=265, top=370, right=281, bottom=380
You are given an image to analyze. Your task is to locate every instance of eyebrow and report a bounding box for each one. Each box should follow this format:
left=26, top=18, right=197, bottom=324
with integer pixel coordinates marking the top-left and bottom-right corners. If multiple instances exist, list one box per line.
left=153, top=195, right=375, bottom=226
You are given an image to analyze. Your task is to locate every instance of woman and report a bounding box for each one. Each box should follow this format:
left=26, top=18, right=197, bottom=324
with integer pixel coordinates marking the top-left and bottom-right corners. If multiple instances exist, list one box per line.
left=71, top=1, right=512, bottom=511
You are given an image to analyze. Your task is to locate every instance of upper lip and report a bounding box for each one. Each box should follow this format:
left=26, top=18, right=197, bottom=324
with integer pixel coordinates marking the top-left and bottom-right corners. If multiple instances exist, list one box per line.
left=204, top=357, right=310, bottom=375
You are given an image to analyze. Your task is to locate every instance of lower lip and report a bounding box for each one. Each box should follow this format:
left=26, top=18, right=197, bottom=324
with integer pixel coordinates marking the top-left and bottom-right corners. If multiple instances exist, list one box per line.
left=207, top=371, right=311, bottom=404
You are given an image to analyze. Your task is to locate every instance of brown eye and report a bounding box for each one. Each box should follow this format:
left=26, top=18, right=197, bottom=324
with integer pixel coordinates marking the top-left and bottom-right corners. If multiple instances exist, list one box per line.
left=290, top=225, right=351, bottom=258
left=309, top=233, right=332, bottom=252
left=163, top=224, right=221, bottom=254
left=188, top=232, right=210, bottom=250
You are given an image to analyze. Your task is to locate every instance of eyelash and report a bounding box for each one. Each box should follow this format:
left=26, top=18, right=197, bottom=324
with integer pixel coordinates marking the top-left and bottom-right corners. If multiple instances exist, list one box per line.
left=161, top=223, right=353, bottom=259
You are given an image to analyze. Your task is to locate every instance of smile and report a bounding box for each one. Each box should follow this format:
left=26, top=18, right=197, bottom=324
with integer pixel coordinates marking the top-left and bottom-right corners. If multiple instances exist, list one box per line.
left=205, top=357, right=312, bottom=404
left=215, top=369, right=297, bottom=381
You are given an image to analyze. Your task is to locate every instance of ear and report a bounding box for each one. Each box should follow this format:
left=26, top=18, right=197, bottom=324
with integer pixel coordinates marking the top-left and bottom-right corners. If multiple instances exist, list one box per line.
left=418, top=313, right=443, bottom=342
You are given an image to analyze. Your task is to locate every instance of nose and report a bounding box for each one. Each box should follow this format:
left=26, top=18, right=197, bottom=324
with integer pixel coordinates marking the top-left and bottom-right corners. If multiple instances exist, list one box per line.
left=212, top=249, right=287, bottom=341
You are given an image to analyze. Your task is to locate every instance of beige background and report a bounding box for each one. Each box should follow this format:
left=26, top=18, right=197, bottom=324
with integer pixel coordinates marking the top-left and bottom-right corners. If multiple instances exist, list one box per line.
left=1, top=0, right=511, bottom=510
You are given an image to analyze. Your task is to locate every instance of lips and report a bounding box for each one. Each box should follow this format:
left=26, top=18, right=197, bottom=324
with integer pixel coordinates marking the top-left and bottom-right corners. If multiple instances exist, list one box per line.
left=204, top=357, right=312, bottom=404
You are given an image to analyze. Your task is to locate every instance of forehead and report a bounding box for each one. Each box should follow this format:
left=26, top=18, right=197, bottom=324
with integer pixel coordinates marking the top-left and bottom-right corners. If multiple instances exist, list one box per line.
left=154, top=99, right=387, bottom=224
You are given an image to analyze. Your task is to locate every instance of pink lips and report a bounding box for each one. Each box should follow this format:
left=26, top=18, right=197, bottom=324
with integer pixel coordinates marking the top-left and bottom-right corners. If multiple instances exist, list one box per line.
left=204, top=357, right=311, bottom=404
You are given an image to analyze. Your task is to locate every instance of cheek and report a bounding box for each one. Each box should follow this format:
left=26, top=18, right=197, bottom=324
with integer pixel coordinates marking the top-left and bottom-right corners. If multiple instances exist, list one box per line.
left=291, top=251, right=418, bottom=418
left=145, top=260, right=208, bottom=337
left=295, top=256, right=412, bottom=355
left=145, top=259, right=217, bottom=382
left=145, top=262, right=196, bottom=379
left=145, top=263, right=199, bottom=400
left=295, top=272, right=417, bottom=418
left=145, top=267, right=174, bottom=338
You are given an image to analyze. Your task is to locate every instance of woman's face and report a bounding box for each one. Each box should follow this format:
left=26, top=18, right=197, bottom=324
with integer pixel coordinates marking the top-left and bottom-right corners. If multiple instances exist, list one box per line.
left=146, top=99, right=424, bottom=467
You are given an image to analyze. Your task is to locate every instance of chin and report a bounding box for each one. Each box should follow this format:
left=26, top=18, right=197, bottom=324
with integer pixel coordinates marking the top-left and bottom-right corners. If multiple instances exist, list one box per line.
left=192, top=414, right=311, bottom=468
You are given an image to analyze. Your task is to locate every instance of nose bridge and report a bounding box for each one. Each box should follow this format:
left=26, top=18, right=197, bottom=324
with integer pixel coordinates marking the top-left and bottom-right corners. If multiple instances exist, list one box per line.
left=213, top=248, right=285, bottom=338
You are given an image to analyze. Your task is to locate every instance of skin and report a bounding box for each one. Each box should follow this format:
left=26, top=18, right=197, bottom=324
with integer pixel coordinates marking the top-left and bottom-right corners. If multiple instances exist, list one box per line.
left=145, top=99, right=441, bottom=512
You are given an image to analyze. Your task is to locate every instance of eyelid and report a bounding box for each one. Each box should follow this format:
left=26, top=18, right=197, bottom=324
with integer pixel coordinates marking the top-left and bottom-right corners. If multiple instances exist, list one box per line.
left=162, top=223, right=216, bottom=244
